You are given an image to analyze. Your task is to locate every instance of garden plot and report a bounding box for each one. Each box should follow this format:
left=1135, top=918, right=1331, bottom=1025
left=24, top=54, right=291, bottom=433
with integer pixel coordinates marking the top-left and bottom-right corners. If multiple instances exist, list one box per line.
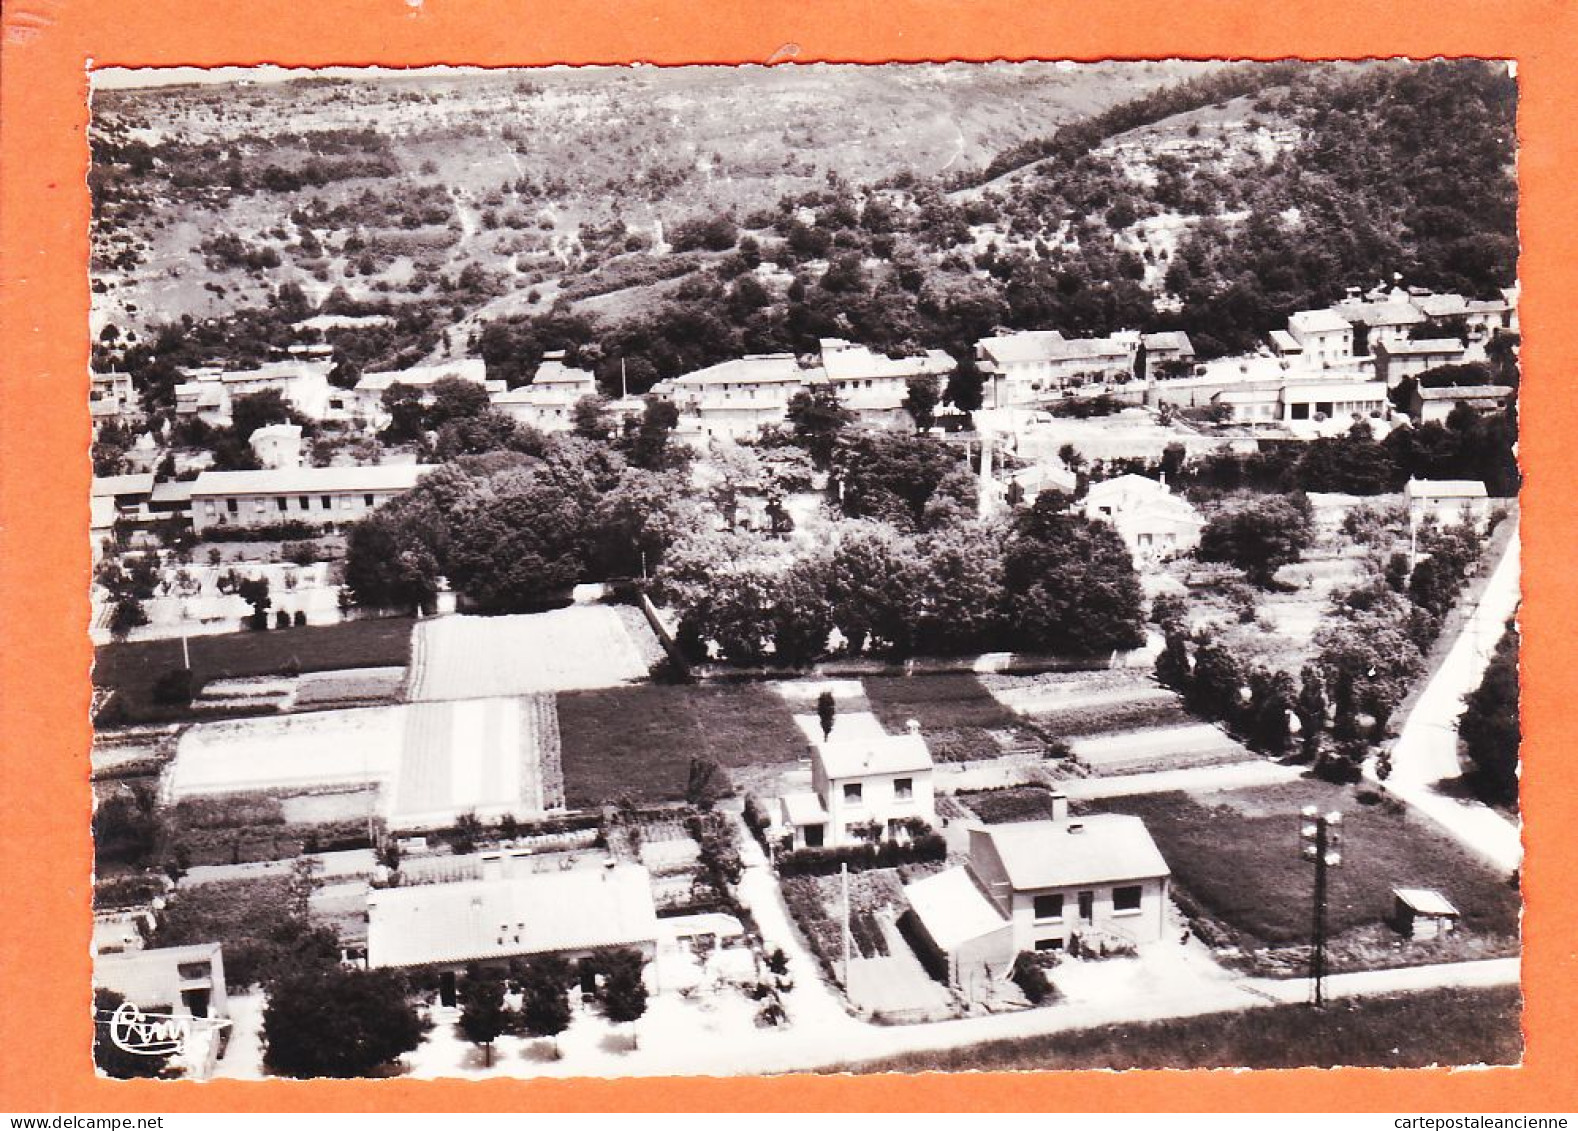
left=166, top=705, right=404, bottom=800
left=192, top=676, right=296, bottom=715
left=407, top=607, right=657, bottom=702
left=1069, top=723, right=1250, bottom=776
left=293, top=667, right=406, bottom=711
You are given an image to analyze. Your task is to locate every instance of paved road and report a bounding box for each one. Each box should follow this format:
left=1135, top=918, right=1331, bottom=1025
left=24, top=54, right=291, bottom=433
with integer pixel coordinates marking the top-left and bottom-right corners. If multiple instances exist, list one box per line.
left=1379, top=521, right=1522, bottom=874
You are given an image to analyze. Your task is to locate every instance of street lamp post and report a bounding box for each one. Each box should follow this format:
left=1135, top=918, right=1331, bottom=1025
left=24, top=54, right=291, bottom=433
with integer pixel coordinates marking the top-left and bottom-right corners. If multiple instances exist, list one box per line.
left=1299, top=806, right=1343, bottom=1008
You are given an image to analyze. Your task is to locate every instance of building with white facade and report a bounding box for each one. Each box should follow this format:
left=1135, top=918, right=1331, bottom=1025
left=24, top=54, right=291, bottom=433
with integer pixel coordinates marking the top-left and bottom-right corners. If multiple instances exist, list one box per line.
left=1404, top=478, right=1494, bottom=535
left=1371, top=338, right=1469, bottom=386
left=1083, top=473, right=1205, bottom=563
left=975, top=330, right=1133, bottom=406
left=776, top=724, right=937, bottom=849
left=189, top=464, right=435, bottom=533
left=903, top=799, right=1171, bottom=994
left=654, top=353, right=824, bottom=443
left=1284, top=309, right=1355, bottom=369
left=818, top=338, right=956, bottom=428
left=173, top=361, right=333, bottom=428
left=489, top=351, right=600, bottom=432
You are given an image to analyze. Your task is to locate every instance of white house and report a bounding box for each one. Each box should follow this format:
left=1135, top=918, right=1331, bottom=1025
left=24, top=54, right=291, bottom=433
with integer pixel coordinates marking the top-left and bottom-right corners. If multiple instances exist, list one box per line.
left=903, top=800, right=1171, bottom=993
left=654, top=353, right=824, bottom=443
left=1083, top=474, right=1204, bottom=563
left=351, top=358, right=500, bottom=428
left=1409, top=384, right=1514, bottom=425
left=189, top=463, right=436, bottom=533
left=1404, top=478, right=1493, bottom=535
left=776, top=724, right=937, bottom=849
left=1285, top=309, right=1354, bottom=369
left=1371, top=338, right=1469, bottom=386
left=90, top=370, right=139, bottom=434
left=174, top=361, right=333, bottom=427
left=818, top=338, right=956, bottom=428
left=490, top=352, right=601, bottom=432
left=249, top=423, right=303, bottom=469
left=975, top=330, right=1132, bottom=406
left=1333, top=298, right=1428, bottom=352
left=94, top=942, right=229, bottom=1079
left=1212, top=377, right=1389, bottom=429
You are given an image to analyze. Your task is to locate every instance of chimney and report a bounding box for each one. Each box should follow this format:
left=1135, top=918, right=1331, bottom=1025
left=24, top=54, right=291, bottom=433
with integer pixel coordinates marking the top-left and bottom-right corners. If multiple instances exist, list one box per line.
left=1050, top=791, right=1069, bottom=822
left=905, top=718, right=921, bottom=737
left=1067, top=822, right=1085, bottom=835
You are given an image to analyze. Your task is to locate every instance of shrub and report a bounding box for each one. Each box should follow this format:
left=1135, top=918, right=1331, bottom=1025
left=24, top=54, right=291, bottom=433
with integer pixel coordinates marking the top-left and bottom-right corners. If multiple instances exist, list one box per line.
left=293, top=610, right=308, bottom=627
left=151, top=666, right=197, bottom=706
left=776, top=833, right=946, bottom=877
left=1012, top=953, right=1058, bottom=1004
left=201, top=520, right=326, bottom=543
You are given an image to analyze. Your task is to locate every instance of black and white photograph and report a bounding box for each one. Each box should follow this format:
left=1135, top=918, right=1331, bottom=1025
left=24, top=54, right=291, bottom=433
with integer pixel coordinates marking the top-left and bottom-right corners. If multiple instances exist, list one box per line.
left=85, top=59, right=1522, bottom=1080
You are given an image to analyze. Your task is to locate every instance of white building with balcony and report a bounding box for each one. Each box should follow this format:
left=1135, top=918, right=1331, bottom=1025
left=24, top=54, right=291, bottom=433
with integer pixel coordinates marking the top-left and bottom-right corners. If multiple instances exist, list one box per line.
left=776, top=724, right=936, bottom=849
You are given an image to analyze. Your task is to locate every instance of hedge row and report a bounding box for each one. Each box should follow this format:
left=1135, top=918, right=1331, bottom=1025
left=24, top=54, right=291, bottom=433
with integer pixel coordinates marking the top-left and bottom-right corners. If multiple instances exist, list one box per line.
left=776, top=833, right=947, bottom=878
left=200, top=521, right=328, bottom=543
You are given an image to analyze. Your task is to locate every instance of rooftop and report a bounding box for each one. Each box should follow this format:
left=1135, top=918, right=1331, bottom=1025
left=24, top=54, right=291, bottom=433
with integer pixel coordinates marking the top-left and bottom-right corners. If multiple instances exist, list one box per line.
left=366, top=864, right=659, bottom=969
left=904, top=866, right=1011, bottom=951
left=91, top=473, right=156, bottom=497
left=815, top=732, right=933, bottom=780
left=1411, top=293, right=1470, bottom=318
left=673, top=354, right=815, bottom=387
left=1394, top=887, right=1460, bottom=916
left=1288, top=309, right=1352, bottom=335
left=356, top=358, right=488, bottom=392
left=820, top=341, right=956, bottom=382
left=978, top=330, right=1129, bottom=366
left=190, top=464, right=436, bottom=497
left=1377, top=338, right=1466, bottom=356
left=1334, top=300, right=1427, bottom=326
left=979, top=815, right=1170, bottom=890
left=1404, top=478, right=1489, bottom=500
left=1414, top=385, right=1513, bottom=402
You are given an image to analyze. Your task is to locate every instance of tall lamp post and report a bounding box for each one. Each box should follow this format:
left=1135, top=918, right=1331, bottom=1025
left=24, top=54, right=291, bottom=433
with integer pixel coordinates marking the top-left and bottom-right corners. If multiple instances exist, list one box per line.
left=1299, top=806, right=1343, bottom=1008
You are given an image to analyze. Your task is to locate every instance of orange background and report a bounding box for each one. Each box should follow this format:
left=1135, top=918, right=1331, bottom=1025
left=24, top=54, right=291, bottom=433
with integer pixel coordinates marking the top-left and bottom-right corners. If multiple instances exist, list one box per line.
left=2, top=0, right=1575, bottom=1112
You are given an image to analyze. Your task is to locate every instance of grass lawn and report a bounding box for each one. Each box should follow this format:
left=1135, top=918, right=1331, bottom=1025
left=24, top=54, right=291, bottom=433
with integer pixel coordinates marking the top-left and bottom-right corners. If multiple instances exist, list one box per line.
left=863, top=673, right=1043, bottom=761
left=556, top=683, right=808, bottom=809
left=838, top=986, right=1522, bottom=1072
left=93, top=618, right=415, bottom=726
left=1096, top=780, right=1521, bottom=960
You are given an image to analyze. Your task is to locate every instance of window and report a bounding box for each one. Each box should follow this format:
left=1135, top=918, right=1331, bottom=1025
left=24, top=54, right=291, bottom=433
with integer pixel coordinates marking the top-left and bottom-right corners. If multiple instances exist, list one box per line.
left=1033, top=894, right=1064, bottom=921
left=842, top=783, right=863, bottom=806
left=894, top=777, right=913, bottom=801
left=322, top=495, right=333, bottom=509
left=300, top=495, right=310, bottom=509
left=364, top=494, right=375, bottom=507
left=1034, top=937, right=1064, bottom=952
left=1113, top=885, right=1143, bottom=913
left=277, top=498, right=289, bottom=512
left=226, top=499, right=238, bottom=514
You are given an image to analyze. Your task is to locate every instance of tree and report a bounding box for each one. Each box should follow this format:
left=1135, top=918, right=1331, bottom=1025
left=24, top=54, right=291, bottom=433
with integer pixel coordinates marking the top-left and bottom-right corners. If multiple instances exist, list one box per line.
left=620, top=395, right=683, bottom=471
left=1460, top=626, right=1519, bottom=807
left=1198, top=495, right=1315, bottom=587
left=596, top=950, right=649, bottom=1047
left=902, top=373, right=941, bottom=432
left=571, top=394, right=615, bottom=442
left=380, top=382, right=428, bottom=444
left=237, top=577, right=271, bottom=630
left=1155, top=630, right=1191, bottom=692
left=824, top=523, right=916, bottom=655
left=770, top=557, right=833, bottom=666
left=1295, top=664, right=1328, bottom=758
left=685, top=756, right=733, bottom=810
left=262, top=965, right=428, bottom=1078
left=1001, top=496, right=1147, bottom=655
left=1186, top=635, right=1245, bottom=725
left=445, top=469, right=590, bottom=611
left=343, top=513, right=442, bottom=612
left=518, top=956, right=573, bottom=1057
left=93, top=988, right=173, bottom=1079
left=786, top=384, right=855, bottom=469
left=425, top=376, right=492, bottom=430
left=458, top=969, right=508, bottom=1067
left=230, top=389, right=300, bottom=441
left=834, top=432, right=971, bottom=532
left=817, top=690, right=837, bottom=741
left=108, top=596, right=150, bottom=640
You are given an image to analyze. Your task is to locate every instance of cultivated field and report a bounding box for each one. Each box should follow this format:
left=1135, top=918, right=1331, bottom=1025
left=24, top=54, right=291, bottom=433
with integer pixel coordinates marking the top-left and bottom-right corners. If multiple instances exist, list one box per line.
left=555, top=683, right=808, bottom=808
left=406, top=606, right=658, bottom=701
left=1096, top=779, right=1522, bottom=971
left=93, top=617, right=416, bottom=725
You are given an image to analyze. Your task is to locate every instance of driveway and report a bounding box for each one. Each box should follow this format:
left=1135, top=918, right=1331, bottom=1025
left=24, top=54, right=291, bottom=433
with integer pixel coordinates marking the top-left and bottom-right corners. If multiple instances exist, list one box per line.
left=1380, top=522, right=1521, bottom=874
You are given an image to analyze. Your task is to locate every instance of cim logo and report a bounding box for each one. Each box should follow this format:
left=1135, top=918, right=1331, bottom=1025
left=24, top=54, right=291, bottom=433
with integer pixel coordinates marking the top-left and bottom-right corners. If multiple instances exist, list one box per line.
left=106, top=1001, right=227, bottom=1057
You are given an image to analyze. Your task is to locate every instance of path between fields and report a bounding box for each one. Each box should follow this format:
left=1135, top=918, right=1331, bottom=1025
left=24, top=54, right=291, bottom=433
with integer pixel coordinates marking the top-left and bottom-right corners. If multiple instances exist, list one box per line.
left=1379, top=522, right=1522, bottom=874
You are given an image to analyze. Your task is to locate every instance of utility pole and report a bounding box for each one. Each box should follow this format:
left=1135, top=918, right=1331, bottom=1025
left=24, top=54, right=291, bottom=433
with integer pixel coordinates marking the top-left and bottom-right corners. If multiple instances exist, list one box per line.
left=621, top=356, right=628, bottom=401
left=181, top=631, right=191, bottom=672
left=841, top=861, right=852, bottom=988
left=1299, top=806, right=1343, bottom=1008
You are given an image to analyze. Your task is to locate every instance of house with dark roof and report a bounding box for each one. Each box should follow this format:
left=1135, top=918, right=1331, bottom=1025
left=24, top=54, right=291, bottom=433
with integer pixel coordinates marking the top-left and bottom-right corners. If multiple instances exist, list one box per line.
left=1408, top=383, right=1513, bottom=425
left=902, top=797, right=1171, bottom=990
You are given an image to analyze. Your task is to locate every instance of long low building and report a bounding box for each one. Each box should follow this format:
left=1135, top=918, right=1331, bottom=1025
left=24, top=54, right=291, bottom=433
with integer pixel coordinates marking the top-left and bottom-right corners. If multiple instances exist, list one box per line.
left=189, top=464, right=436, bottom=533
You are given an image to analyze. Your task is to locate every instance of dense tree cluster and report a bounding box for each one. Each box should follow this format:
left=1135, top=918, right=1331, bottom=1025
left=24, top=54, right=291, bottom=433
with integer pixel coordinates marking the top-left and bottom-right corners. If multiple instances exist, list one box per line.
left=656, top=492, right=1145, bottom=667
left=1459, top=626, right=1520, bottom=808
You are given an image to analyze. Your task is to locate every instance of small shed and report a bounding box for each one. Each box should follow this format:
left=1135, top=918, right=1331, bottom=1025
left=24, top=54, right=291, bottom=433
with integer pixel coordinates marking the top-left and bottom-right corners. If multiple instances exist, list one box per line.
left=1393, top=887, right=1461, bottom=940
